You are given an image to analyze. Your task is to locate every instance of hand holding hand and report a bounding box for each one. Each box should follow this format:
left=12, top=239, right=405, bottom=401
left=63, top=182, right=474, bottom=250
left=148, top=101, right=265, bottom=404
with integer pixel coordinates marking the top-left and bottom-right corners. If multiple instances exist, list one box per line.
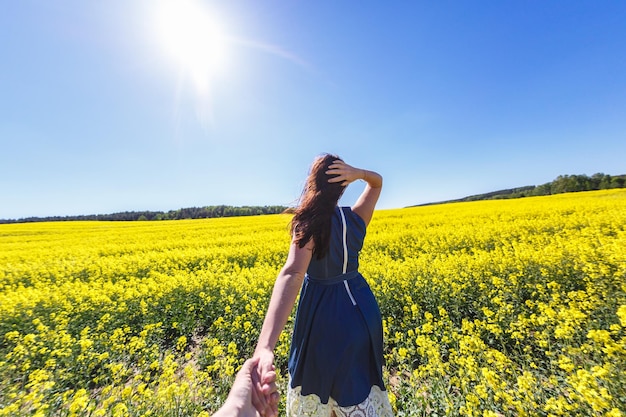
left=226, top=358, right=260, bottom=417
left=212, top=356, right=278, bottom=417
left=251, top=348, right=279, bottom=417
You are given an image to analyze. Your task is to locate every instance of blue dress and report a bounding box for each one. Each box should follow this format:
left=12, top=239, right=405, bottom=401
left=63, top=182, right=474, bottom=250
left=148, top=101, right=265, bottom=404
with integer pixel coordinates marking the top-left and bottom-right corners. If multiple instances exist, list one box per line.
left=287, top=206, right=394, bottom=416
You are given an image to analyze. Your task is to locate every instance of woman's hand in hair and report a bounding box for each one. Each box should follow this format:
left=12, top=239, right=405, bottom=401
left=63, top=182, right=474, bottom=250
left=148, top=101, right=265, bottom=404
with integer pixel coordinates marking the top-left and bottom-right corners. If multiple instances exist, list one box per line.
left=326, top=160, right=365, bottom=187
left=328, top=159, right=383, bottom=225
left=327, top=160, right=382, bottom=189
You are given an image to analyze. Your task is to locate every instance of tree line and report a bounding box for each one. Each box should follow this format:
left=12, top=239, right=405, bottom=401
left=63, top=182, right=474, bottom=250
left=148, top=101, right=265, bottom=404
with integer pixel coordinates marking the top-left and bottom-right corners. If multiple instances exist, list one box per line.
left=4, top=173, right=625, bottom=223
left=0, top=205, right=288, bottom=224
left=415, top=173, right=626, bottom=206
left=495, top=173, right=625, bottom=200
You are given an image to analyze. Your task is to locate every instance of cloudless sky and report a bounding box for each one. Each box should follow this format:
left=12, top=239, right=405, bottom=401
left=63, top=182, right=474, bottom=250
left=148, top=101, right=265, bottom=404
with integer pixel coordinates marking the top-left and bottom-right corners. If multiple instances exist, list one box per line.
left=1, top=1, right=625, bottom=219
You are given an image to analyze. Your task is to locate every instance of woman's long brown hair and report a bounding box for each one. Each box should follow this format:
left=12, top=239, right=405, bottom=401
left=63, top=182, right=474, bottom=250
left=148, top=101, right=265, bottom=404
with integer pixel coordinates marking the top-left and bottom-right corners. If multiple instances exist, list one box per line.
left=290, top=153, right=346, bottom=259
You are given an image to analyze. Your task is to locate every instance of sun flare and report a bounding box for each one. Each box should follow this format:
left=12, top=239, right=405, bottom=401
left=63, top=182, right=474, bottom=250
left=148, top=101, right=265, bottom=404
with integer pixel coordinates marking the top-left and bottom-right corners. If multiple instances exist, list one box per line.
left=155, top=0, right=228, bottom=93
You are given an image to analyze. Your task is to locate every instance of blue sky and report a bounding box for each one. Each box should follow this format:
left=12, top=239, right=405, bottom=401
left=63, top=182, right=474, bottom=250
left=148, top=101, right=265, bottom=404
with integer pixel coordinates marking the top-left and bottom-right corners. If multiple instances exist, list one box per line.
left=1, top=1, right=625, bottom=219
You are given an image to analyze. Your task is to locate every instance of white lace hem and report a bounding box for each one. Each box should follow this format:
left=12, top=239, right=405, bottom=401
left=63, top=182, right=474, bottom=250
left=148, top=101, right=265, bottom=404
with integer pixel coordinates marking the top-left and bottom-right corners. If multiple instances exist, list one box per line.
left=287, top=384, right=394, bottom=417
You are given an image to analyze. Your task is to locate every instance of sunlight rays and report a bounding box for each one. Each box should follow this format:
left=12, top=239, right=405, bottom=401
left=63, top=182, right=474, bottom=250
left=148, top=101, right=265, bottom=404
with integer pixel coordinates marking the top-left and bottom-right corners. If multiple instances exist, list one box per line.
left=155, top=0, right=229, bottom=95
left=153, top=0, right=312, bottom=132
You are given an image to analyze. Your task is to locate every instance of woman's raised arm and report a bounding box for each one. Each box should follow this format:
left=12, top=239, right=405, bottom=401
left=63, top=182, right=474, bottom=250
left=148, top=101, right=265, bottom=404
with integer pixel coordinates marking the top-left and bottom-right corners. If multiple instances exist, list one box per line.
left=326, top=160, right=382, bottom=226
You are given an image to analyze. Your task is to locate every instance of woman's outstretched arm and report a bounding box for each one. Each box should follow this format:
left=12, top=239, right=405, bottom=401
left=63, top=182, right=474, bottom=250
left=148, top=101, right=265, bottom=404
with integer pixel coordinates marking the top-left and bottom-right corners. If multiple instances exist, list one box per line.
left=326, top=160, right=383, bottom=226
left=252, top=238, right=313, bottom=414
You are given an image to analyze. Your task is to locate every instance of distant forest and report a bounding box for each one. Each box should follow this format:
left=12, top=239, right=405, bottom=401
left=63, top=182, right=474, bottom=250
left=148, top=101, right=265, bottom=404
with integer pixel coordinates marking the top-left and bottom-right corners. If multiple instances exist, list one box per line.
left=3, top=173, right=625, bottom=224
left=415, top=173, right=626, bottom=206
left=0, top=205, right=287, bottom=224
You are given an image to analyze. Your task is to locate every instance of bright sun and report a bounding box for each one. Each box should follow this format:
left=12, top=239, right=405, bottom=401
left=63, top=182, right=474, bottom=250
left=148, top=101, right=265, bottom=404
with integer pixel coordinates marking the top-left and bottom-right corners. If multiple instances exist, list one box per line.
left=155, top=0, right=228, bottom=94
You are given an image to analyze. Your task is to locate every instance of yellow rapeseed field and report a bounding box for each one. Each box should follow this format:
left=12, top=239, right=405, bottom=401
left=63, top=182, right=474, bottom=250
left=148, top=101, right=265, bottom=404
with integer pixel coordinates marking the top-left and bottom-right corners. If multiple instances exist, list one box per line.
left=1, top=189, right=625, bottom=416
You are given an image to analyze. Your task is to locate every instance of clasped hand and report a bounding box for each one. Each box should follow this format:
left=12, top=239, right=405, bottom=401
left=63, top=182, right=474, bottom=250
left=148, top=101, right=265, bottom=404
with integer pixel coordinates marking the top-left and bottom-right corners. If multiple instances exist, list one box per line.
left=251, top=349, right=278, bottom=417
left=213, top=355, right=279, bottom=417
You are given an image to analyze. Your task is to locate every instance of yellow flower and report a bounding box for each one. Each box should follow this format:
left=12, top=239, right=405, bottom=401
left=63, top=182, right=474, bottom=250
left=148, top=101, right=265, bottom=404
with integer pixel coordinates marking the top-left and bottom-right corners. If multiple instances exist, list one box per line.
left=617, top=305, right=626, bottom=327
left=68, top=389, right=89, bottom=415
left=175, top=335, right=187, bottom=352
left=1, top=188, right=625, bottom=415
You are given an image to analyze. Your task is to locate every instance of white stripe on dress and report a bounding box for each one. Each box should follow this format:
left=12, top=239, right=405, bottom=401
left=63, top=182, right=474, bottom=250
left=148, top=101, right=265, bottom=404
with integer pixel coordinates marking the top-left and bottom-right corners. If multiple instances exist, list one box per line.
left=339, top=207, right=357, bottom=306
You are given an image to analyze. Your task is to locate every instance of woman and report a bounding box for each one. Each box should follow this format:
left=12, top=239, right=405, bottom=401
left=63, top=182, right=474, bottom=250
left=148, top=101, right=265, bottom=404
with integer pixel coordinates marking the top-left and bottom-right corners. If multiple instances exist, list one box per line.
left=253, top=154, right=393, bottom=416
